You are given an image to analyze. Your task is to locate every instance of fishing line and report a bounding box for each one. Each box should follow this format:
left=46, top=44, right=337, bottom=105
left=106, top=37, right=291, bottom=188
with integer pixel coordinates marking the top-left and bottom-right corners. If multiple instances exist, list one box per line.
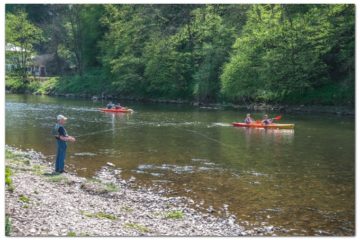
left=173, top=125, right=238, bottom=150
left=74, top=126, right=126, bottom=138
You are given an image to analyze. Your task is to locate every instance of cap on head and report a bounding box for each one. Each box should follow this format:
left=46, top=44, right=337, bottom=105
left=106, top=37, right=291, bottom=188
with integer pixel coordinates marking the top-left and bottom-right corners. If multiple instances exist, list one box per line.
left=57, top=115, right=68, bottom=121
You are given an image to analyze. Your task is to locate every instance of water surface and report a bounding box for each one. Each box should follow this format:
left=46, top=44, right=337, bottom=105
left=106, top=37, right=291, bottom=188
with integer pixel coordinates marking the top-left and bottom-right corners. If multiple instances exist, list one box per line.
left=5, top=94, right=355, bottom=235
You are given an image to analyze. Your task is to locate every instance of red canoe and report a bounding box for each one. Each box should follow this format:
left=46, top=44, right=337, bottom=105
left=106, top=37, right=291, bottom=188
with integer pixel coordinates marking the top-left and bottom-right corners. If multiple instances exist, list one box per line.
left=232, top=122, right=294, bottom=129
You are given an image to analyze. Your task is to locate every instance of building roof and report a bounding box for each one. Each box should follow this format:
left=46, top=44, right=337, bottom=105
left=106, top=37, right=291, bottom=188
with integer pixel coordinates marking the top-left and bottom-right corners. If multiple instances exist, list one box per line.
left=5, top=43, right=29, bottom=52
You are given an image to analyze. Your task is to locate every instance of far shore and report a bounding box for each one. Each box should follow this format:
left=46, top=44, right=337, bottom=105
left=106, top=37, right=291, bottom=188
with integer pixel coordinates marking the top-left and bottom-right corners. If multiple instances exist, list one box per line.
left=6, top=91, right=355, bottom=116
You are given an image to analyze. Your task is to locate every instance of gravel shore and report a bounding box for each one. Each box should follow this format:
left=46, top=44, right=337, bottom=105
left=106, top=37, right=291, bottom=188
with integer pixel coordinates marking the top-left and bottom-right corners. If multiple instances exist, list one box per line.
left=5, top=146, right=278, bottom=237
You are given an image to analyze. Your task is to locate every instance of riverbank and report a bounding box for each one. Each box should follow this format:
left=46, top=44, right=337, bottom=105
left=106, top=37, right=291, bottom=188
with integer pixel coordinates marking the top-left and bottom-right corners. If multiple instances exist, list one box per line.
left=5, top=146, right=280, bottom=237
left=7, top=90, right=355, bottom=116
left=6, top=76, right=354, bottom=116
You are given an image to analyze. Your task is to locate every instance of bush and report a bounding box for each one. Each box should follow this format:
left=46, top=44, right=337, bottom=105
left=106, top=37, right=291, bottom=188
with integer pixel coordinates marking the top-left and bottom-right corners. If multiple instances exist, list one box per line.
left=63, top=69, right=109, bottom=94
left=5, top=75, right=26, bottom=92
left=36, top=77, right=60, bottom=95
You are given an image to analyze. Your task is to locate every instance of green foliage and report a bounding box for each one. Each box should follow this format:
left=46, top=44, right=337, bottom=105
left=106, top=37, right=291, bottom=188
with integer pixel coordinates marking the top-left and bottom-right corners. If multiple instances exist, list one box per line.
left=221, top=4, right=355, bottom=104
left=6, top=4, right=355, bottom=106
left=121, top=206, right=134, bottom=213
left=19, top=194, right=30, bottom=203
left=32, top=165, right=45, bottom=175
left=191, top=6, right=236, bottom=102
left=99, top=5, right=151, bottom=97
left=45, top=174, right=67, bottom=183
left=124, top=223, right=150, bottom=233
left=6, top=169, right=15, bottom=191
left=80, top=210, right=117, bottom=220
left=104, top=182, right=118, bottom=192
left=5, top=75, right=26, bottom=92
left=5, top=215, right=12, bottom=236
left=34, top=70, right=109, bottom=95
left=144, top=39, right=193, bottom=99
left=5, top=167, right=13, bottom=186
left=36, top=77, right=61, bottom=95
left=67, top=231, right=77, bottom=237
left=6, top=10, right=44, bottom=78
left=165, top=210, right=184, bottom=219
left=57, top=71, right=108, bottom=94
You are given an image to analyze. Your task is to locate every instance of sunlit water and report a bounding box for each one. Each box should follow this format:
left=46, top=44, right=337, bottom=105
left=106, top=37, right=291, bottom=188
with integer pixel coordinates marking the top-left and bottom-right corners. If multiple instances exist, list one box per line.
left=5, top=94, right=355, bottom=235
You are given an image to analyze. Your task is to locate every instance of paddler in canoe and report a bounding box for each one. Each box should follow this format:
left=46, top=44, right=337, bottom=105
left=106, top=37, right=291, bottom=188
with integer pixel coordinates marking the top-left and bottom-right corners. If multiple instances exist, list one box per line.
left=106, top=101, right=115, bottom=109
left=100, top=102, right=134, bottom=113
left=244, top=113, right=255, bottom=124
left=261, top=114, right=273, bottom=125
left=114, top=103, right=122, bottom=109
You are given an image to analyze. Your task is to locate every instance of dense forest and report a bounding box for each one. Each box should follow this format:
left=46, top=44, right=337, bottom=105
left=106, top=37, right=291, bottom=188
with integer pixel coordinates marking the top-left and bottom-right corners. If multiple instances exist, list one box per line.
left=5, top=4, right=355, bottom=106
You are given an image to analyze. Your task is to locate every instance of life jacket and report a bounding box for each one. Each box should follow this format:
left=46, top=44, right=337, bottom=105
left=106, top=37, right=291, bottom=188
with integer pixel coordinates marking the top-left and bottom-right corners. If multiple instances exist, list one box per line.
left=244, top=117, right=252, bottom=124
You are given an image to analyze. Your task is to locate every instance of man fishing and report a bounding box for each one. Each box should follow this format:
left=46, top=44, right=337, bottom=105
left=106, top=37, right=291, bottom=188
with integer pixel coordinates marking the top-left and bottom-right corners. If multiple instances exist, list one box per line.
left=52, top=115, right=76, bottom=173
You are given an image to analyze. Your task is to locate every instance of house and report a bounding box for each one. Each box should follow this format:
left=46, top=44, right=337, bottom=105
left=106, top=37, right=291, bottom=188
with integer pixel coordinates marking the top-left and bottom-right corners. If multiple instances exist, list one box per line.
left=28, top=54, right=54, bottom=77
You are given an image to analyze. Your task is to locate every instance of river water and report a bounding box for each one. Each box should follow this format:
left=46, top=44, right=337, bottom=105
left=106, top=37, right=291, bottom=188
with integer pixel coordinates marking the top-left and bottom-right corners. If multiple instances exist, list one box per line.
left=5, top=94, right=355, bottom=236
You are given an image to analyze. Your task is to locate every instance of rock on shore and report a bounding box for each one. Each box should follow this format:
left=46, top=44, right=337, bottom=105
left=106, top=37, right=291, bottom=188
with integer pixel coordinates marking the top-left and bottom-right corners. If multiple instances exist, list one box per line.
left=5, top=146, right=274, bottom=237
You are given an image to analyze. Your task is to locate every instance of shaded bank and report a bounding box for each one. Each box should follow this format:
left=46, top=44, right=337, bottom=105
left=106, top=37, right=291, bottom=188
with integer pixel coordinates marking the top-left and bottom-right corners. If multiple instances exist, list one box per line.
left=5, top=79, right=354, bottom=115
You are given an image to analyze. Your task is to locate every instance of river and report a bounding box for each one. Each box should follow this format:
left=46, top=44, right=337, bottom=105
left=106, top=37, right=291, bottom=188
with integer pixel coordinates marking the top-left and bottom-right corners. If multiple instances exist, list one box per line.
left=5, top=94, right=355, bottom=236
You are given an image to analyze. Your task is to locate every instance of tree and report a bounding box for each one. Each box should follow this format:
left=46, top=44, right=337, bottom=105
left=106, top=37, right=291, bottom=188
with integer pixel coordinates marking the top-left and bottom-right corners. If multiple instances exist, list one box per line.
left=221, top=4, right=354, bottom=104
left=191, top=6, right=236, bottom=102
left=6, top=10, right=43, bottom=80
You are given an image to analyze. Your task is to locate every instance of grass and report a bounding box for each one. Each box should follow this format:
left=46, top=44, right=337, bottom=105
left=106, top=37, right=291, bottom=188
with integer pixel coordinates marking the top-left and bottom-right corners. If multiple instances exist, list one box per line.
left=81, top=179, right=119, bottom=194
left=124, top=223, right=150, bottom=233
left=67, top=231, right=77, bottom=237
left=5, top=215, right=12, bottom=236
left=121, top=206, right=134, bottom=213
left=5, top=150, right=22, bottom=160
left=165, top=210, right=184, bottom=219
left=88, top=178, right=102, bottom=183
left=80, top=210, right=117, bottom=220
left=105, top=182, right=118, bottom=192
left=32, top=165, right=44, bottom=175
left=5, top=166, right=13, bottom=186
left=5, top=161, right=16, bottom=191
left=45, top=174, right=67, bottom=183
left=19, top=194, right=30, bottom=203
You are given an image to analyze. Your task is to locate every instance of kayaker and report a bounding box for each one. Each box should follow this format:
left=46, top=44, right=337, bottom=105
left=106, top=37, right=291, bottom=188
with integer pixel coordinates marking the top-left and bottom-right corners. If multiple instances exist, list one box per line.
left=115, top=103, right=122, bottom=109
left=262, top=114, right=273, bottom=125
left=244, top=113, right=254, bottom=124
left=106, top=101, right=114, bottom=109
left=52, top=115, right=76, bottom=173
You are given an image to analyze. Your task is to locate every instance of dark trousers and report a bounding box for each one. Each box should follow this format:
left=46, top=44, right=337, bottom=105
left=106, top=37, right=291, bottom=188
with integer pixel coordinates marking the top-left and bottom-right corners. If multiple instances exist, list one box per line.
left=55, top=140, right=67, bottom=172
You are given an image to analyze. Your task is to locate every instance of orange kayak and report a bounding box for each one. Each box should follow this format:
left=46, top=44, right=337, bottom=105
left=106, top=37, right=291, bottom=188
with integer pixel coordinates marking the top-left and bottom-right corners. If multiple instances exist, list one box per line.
left=232, top=122, right=295, bottom=129
left=99, top=108, right=133, bottom=113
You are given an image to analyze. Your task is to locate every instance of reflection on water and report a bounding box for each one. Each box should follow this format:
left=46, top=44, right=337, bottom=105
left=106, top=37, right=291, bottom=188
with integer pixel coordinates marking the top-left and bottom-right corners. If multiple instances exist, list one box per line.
left=241, top=128, right=295, bottom=146
left=5, top=94, right=355, bottom=236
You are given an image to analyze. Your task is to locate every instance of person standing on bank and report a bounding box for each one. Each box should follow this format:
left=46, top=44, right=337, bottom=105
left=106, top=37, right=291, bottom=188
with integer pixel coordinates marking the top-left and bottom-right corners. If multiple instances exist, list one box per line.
left=52, top=115, right=76, bottom=173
